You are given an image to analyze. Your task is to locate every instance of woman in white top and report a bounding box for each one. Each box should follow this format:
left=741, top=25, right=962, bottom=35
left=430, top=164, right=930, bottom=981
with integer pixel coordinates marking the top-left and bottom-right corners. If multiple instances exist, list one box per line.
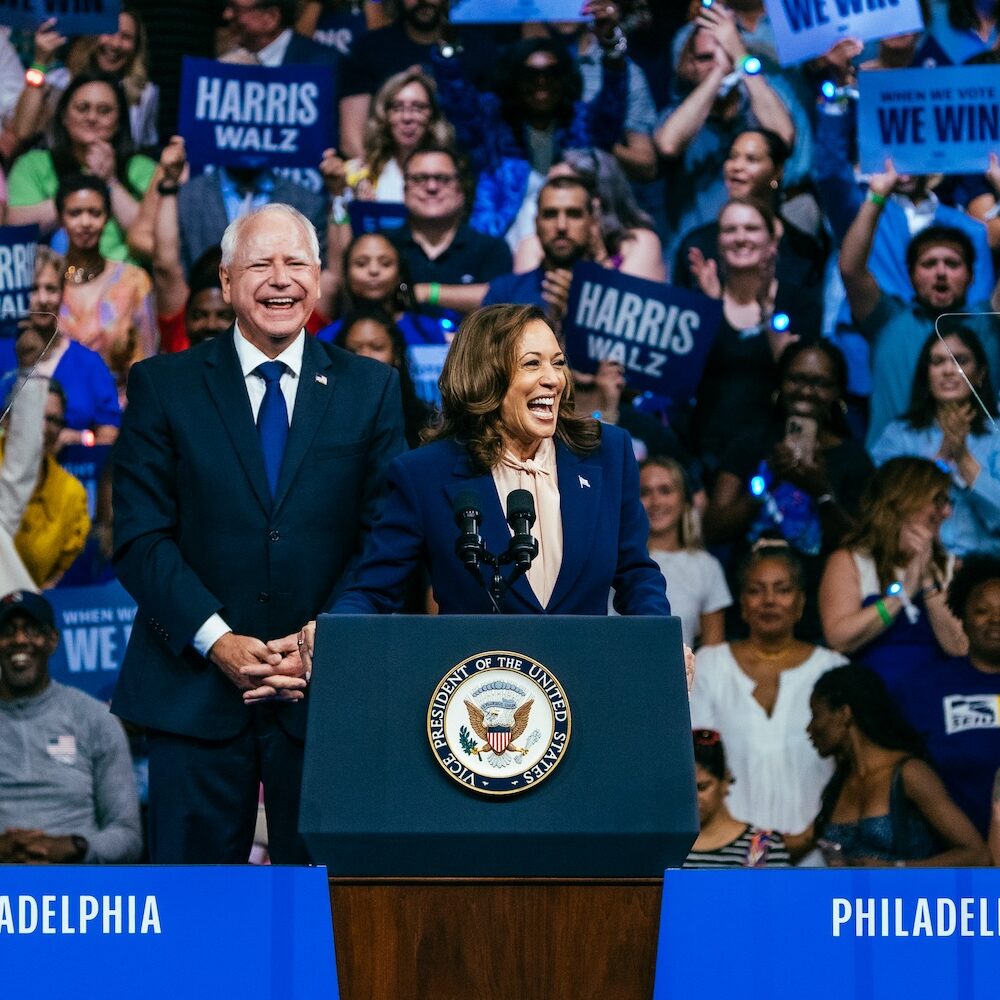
left=624, top=456, right=730, bottom=647
left=690, top=543, right=846, bottom=836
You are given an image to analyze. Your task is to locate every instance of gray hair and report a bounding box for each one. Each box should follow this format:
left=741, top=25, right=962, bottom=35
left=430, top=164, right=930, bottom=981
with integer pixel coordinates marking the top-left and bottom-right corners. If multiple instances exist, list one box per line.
left=219, top=203, right=321, bottom=268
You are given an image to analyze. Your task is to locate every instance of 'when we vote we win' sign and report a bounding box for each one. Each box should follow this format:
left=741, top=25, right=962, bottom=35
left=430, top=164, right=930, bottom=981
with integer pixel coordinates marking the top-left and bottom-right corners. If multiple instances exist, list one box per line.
left=858, top=66, right=1000, bottom=175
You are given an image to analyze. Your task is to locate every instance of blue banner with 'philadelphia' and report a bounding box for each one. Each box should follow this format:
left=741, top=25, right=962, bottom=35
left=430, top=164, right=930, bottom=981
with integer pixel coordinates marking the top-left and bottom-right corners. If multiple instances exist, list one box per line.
left=0, top=866, right=339, bottom=999
left=655, top=869, right=1000, bottom=999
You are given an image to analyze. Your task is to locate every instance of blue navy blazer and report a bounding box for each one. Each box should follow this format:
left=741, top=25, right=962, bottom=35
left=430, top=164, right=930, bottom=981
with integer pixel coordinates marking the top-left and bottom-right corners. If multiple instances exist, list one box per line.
left=334, top=424, right=671, bottom=616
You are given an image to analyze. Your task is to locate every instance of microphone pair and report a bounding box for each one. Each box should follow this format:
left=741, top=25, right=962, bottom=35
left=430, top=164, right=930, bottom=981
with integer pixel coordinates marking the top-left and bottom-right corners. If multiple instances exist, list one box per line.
left=453, top=489, right=538, bottom=571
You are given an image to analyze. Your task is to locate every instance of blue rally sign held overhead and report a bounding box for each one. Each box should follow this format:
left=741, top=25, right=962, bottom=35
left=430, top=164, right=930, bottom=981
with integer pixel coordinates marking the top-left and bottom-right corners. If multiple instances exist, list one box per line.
left=858, top=65, right=1000, bottom=175
left=179, top=57, right=335, bottom=171
left=0, top=0, right=120, bottom=34
left=562, top=262, right=722, bottom=399
left=767, top=0, right=925, bottom=65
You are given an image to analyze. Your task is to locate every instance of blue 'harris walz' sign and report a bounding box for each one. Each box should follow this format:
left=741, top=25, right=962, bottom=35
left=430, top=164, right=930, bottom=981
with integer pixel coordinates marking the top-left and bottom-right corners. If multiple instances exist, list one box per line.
left=179, top=57, right=335, bottom=171
left=0, top=0, right=120, bottom=34
left=563, top=262, right=722, bottom=399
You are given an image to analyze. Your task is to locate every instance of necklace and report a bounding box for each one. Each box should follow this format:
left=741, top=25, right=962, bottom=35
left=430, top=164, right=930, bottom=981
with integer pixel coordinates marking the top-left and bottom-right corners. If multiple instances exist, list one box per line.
left=65, top=262, right=103, bottom=285
left=746, top=641, right=796, bottom=663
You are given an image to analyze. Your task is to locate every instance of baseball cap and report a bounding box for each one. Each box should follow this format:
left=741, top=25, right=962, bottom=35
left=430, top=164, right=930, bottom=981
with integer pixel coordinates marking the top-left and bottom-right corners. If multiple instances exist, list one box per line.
left=0, top=591, right=56, bottom=632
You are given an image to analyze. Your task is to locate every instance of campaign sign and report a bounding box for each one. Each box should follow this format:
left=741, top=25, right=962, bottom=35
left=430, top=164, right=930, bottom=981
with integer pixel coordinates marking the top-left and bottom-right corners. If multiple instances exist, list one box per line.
left=654, top=869, right=1000, bottom=1000
left=347, top=200, right=408, bottom=234
left=1, top=866, right=339, bottom=1000
left=858, top=65, right=1000, bottom=175
left=562, top=263, right=723, bottom=398
left=47, top=579, right=136, bottom=701
left=767, top=0, right=925, bottom=65
left=179, top=57, right=334, bottom=170
left=450, top=0, right=584, bottom=23
left=0, top=0, right=119, bottom=34
left=59, top=442, right=112, bottom=519
left=0, top=225, right=38, bottom=350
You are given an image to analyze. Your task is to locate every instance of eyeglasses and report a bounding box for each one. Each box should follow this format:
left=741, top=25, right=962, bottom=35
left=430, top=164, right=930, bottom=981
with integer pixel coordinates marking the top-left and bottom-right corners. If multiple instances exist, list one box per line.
left=692, top=729, right=721, bottom=746
left=405, top=173, right=459, bottom=188
left=388, top=100, right=432, bottom=118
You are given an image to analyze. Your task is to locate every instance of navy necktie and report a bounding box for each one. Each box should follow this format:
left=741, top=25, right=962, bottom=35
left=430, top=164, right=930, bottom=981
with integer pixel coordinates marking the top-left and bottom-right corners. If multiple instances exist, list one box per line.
left=255, top=361, right=289, bottom=497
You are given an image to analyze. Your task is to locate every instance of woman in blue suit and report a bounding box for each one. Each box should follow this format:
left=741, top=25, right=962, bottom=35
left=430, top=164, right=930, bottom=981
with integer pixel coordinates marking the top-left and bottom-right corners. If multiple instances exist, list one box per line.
left=272, top=304, right=673, bottom=680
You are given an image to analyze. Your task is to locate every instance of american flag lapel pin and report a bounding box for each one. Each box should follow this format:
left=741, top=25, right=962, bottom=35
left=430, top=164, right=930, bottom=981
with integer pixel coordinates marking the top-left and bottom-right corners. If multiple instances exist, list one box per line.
left=315, top=373, right=328, bottom=385
left=579, top=475, right=590, bottom=489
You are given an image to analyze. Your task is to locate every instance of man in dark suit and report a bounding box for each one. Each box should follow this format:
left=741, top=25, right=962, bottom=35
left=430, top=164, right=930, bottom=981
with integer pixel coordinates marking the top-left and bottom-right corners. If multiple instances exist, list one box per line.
left=111, top=203, right=405, bottom=863
left=223, top=0, right=339, bottom=68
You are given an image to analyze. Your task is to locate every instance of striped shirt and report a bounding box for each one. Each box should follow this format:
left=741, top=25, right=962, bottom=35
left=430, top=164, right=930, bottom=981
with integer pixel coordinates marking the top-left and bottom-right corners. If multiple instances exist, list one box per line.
left=683, top=825, right=792, bottom=868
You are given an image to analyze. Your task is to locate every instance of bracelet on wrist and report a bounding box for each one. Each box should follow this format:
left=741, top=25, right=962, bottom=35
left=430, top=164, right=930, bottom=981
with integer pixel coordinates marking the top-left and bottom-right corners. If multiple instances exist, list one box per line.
left=428, top=282, right=441, bottom=307
left=867, top=191, right=887, bottom=207
left=328, top=195, right=349, bottom=226
left=874, top=598, right=893, bottom=627
left=24, top=67, right=46, bottom=88
left=816, top=493, right=836, bottom=506
left=157, top=181, right=180, bottom=196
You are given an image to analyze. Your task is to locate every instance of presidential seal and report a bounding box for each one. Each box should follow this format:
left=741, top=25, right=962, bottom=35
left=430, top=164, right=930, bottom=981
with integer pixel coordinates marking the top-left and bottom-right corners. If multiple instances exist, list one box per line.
left=426, top=651, right=572, bottom=796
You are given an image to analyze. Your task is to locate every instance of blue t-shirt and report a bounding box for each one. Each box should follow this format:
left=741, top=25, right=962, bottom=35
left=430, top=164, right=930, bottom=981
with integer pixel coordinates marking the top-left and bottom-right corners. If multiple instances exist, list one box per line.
left=482, top=268, right=546, bottom=308
left=894, top=655, right=1000, bottom=837
left=1, top=339, right=120, bottom=432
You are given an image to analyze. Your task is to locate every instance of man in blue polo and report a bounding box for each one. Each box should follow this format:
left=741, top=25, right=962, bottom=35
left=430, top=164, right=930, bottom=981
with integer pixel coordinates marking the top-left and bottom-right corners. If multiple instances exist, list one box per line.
left=482, top=176, right=595, bottom=329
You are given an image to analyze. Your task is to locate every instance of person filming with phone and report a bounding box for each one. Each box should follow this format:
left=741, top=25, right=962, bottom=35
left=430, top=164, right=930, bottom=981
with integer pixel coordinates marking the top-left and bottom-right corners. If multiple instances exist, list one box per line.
left=704, top=340, right=873, bottom=641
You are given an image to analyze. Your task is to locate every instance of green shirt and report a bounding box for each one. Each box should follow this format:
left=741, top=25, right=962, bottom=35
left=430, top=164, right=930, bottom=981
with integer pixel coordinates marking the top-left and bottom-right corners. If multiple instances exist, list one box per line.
left=7, top=149, right=156, bottom=264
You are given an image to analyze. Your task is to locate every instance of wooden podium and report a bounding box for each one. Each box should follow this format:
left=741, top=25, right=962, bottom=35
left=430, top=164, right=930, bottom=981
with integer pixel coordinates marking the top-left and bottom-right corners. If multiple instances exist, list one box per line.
left=302, top=616, right=695, bottom=999
left=328, top=877, right=663, bottom=999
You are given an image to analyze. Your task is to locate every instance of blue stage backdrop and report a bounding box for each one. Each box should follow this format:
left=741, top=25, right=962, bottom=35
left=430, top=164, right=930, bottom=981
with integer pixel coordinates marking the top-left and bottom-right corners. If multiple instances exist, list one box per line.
left=0, top=866, right=339, bottom=999
left=655, top=869, right=1000, bottom=1000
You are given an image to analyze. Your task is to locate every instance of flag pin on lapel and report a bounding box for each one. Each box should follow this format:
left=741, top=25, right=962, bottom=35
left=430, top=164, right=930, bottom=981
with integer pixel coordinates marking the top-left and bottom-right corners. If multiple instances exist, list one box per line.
left=579, top=475, right=590, bottom=489
left=315, top=373, right=328, bottom=385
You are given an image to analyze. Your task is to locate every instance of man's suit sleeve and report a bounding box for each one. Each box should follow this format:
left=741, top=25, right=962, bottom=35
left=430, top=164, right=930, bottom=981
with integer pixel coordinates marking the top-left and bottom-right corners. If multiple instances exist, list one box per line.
left=323, top=364, right=407, bottom=609
left=112, top=361, right=224, bottom=656
left=610, top=431, right=671, bottom=617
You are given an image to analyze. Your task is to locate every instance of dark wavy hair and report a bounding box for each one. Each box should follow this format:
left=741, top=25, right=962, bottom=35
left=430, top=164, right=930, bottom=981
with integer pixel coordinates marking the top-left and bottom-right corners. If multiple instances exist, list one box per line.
left=812, top=664, right=928, bottom=838
left=56, top=172, right=111, bottom=216
left=335, top=304, right=430, bottom=449
left=425, top=304, right=600, bottom=469
left=494, top=38, right=582, bottom=138
left=339, top=231, right=412, bottom=316
left=52, top=72, right=139, bottom=198
left=776, top=338, right=851, bottom=438
left=902, top=327, right=997, bottom=434
left=947, top=554, right=1000, bottom=620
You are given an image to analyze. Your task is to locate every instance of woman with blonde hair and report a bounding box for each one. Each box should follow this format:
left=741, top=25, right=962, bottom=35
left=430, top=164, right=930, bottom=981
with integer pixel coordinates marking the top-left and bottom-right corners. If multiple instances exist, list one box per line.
left=819, top=457, right=967, bottom=698
left=336, top=68, right=455, bottom=203
left=628, top=456, right=730, bottom=647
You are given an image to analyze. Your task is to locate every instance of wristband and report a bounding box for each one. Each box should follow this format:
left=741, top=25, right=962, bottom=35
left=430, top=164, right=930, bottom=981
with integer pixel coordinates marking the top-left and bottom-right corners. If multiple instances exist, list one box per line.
left=428, top=282, right=441, bottom=307
left=816, top=493, right=835, bottom=506
left=328, top=195, right=349, bottom=226
left=157, top=181, right=180, bottom=196
left=24, top=67, right=45, bottom=88
left=867, top=191, right=887, bottom=207
left=874, top=599, right=893, bottom=627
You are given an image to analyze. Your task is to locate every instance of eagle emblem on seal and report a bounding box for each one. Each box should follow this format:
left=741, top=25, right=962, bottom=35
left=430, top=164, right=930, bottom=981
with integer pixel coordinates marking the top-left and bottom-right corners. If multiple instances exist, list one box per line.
left=464, top=698, right=534, bottom=757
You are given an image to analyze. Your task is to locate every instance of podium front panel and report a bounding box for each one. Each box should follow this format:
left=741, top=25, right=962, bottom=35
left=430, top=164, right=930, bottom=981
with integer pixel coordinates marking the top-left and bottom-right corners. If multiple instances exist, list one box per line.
left=300, top=615, right=697, bottom=876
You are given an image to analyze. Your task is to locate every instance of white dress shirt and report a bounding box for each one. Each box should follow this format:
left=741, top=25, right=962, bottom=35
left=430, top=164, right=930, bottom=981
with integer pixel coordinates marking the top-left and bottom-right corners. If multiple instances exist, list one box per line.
left=256, top=28, right=294, bottom=67
left=191, top=326, right=305, bottom=656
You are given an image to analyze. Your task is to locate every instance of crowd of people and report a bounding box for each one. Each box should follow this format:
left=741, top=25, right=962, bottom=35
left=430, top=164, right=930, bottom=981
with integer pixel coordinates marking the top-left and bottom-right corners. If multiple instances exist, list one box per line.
left=1, top=0, right=999, bottom=869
